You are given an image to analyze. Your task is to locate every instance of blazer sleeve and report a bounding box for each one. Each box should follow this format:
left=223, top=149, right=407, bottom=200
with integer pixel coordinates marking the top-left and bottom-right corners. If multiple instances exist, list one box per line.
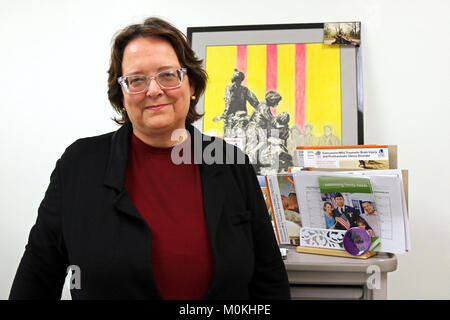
left=9, top=159, right=69, bottom=300
left=243, top=164, right=291, bottom=300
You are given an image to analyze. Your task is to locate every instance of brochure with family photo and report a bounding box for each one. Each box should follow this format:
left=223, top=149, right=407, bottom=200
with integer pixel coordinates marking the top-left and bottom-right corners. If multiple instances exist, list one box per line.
left=293, top=170, right=409, bottom=254
left=338, top=169, right=411, bottom=252
left=298, top=173, right=381, bottom=252
left=264, top=174, right=302, bottom=245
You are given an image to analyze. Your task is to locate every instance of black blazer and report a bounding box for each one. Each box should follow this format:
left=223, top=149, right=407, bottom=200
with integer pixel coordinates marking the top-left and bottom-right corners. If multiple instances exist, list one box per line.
left=9, top=122, right=290, bottom=300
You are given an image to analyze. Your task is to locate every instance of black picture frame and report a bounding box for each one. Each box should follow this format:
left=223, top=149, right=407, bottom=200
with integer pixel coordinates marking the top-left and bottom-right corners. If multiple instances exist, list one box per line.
left=187, top=22, right=363, bottom=146
left=187, top=22, right=364, bottom=176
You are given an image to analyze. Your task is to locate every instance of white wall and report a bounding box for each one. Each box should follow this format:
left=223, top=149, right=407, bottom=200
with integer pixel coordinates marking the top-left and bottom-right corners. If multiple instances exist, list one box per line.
left=1, top=0, right=449, bottom=300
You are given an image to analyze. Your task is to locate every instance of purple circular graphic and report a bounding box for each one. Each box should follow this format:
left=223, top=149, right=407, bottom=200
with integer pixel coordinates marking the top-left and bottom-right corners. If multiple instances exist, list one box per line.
left=343, top=227, right=371, bottom=256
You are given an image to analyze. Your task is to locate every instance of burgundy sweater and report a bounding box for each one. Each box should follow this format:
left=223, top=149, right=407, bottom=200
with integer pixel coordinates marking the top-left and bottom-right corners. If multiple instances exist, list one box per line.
left=125, top=133, right=213, bottom=299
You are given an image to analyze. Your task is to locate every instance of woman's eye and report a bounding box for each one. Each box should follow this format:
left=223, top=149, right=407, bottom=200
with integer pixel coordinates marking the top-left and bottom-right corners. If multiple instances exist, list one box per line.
left=159, top=72, right=176, bottom=79
left=129, top=77, right=146, bottom=85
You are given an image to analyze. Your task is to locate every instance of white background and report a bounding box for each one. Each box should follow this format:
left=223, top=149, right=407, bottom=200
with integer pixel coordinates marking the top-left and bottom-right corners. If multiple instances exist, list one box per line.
left=1, top=0, right=449, bottom=300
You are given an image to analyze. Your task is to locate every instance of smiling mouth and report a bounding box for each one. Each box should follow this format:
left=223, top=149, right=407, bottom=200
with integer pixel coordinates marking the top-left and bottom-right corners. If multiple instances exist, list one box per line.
left=145, top=104, right=168, bottom=111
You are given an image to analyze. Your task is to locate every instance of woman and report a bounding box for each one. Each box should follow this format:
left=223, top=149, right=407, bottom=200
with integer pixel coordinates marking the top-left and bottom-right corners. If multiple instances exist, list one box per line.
left=323, top=202, right=335, bottom=229
left=9, top=17, right=290, bottom=300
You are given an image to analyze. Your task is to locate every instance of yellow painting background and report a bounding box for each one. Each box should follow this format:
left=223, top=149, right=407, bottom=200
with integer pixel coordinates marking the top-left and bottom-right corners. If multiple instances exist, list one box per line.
left=203, top=43, right=341, bottom=138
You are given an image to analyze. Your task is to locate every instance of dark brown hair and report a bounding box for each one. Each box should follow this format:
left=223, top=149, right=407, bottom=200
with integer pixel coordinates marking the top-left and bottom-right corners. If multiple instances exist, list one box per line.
left=107, top=17, right=207, bottom=125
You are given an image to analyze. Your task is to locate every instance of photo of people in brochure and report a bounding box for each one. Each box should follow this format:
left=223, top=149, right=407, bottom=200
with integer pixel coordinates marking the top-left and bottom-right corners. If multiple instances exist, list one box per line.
left=257, top=176, right=273, bottom=220
left=278, top=176, right=302, bottom=229
left=321, top=192, right=381, bottom=251
left=276, top=175, right=302, bottom=245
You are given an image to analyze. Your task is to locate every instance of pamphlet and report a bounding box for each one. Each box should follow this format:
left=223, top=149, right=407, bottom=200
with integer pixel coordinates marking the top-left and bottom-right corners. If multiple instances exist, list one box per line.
left=296, top=145, right=389, bottom=169
left=260, top=165, right=410, bottom=254
left=339, top=169, right=411, bottom=252
left=299, top=173, right=381, bottom=251
left=265, top=174, right=302, bottom=245
left=293, top=170, right=408, bottom=254
left=294, top=170, right=410, bottom=253
left=257, top=175, right=278, bottom=238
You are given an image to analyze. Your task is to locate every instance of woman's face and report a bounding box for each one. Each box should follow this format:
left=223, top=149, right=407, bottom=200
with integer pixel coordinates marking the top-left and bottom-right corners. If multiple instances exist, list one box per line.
left=121, top=36, right=194, bottom=139
left=324, top=203, right=332, bottom=214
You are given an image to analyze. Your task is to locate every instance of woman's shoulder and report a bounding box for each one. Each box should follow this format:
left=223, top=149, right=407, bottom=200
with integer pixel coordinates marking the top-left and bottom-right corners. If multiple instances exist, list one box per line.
left=66, top=131, right=114, bottom=152
left=60, top=129, right=117, bottom=165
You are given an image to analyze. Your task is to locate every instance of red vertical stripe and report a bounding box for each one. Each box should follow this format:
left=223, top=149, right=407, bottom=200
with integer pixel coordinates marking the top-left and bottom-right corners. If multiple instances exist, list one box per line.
left=266, top=44, right=277, bottom=115
left=295, top=44, right=306, bottom=131
left=266, top=44, right=277, bottom=91
left=236, top=45, right=247, bottom=85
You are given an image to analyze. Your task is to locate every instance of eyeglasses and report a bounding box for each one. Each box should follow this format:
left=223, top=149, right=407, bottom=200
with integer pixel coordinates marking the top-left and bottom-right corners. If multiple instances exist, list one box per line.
left=118, top=68, right=187, bottom=94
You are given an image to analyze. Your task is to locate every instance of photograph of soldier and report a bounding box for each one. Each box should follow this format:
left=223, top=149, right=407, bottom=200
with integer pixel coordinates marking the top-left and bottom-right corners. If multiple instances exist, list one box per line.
left=324, top=22, right=361, bottom=46
left=331, top=193, right=374, bottom=234
left=213, top=68, right=259, bottom=138
left=332, top=30, right=353, bottom=45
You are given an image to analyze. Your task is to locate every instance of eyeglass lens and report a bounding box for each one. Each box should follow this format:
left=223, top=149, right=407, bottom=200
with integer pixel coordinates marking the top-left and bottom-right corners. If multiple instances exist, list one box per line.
left=125, top=69, right=182, bottom=92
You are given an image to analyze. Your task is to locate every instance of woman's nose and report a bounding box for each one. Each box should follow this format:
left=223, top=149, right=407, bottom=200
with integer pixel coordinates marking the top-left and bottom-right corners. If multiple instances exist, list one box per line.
left=146, top=78, right=163, bottom=97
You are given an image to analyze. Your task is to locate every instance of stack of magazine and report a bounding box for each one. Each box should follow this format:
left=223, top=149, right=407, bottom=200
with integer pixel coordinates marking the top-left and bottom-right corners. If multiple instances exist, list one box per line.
left=261, top=145, right=410, bottom=255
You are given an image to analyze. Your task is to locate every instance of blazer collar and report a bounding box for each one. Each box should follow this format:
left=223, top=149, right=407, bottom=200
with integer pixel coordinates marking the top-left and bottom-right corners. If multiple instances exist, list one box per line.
left=103, top=122, right=133, bottom=192
left=102, top=121, right=227, bottom=233
left=103, top=122, right=226, bottom=191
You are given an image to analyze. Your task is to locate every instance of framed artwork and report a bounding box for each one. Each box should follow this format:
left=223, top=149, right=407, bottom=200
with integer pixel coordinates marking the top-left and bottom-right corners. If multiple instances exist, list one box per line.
left=187, top=23, right=363, bottom=174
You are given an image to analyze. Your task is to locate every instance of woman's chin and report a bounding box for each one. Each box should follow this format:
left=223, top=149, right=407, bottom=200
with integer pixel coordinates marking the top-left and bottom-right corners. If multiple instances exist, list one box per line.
left=142, top=117, right=182, bottom=133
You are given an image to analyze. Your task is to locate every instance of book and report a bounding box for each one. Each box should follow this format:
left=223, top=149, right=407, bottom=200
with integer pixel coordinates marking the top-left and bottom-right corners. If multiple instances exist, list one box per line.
left=295, top=145, right=390, bottom=170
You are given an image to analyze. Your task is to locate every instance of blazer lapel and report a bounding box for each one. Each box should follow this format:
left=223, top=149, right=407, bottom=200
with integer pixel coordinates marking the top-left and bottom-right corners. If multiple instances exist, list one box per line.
left=113, top=189, right=144, bottom=220
left=103, top=122, right=132, bottom=192
left=103, top=122, right=143, bottom=220
left=187, top=124, right=226, bottom=246
left=199, top=162, right=225, bottom=247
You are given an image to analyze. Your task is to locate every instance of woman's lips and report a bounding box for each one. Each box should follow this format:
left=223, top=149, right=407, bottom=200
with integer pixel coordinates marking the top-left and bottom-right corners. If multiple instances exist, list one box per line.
left=145, top=104, right=168, bottom=111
